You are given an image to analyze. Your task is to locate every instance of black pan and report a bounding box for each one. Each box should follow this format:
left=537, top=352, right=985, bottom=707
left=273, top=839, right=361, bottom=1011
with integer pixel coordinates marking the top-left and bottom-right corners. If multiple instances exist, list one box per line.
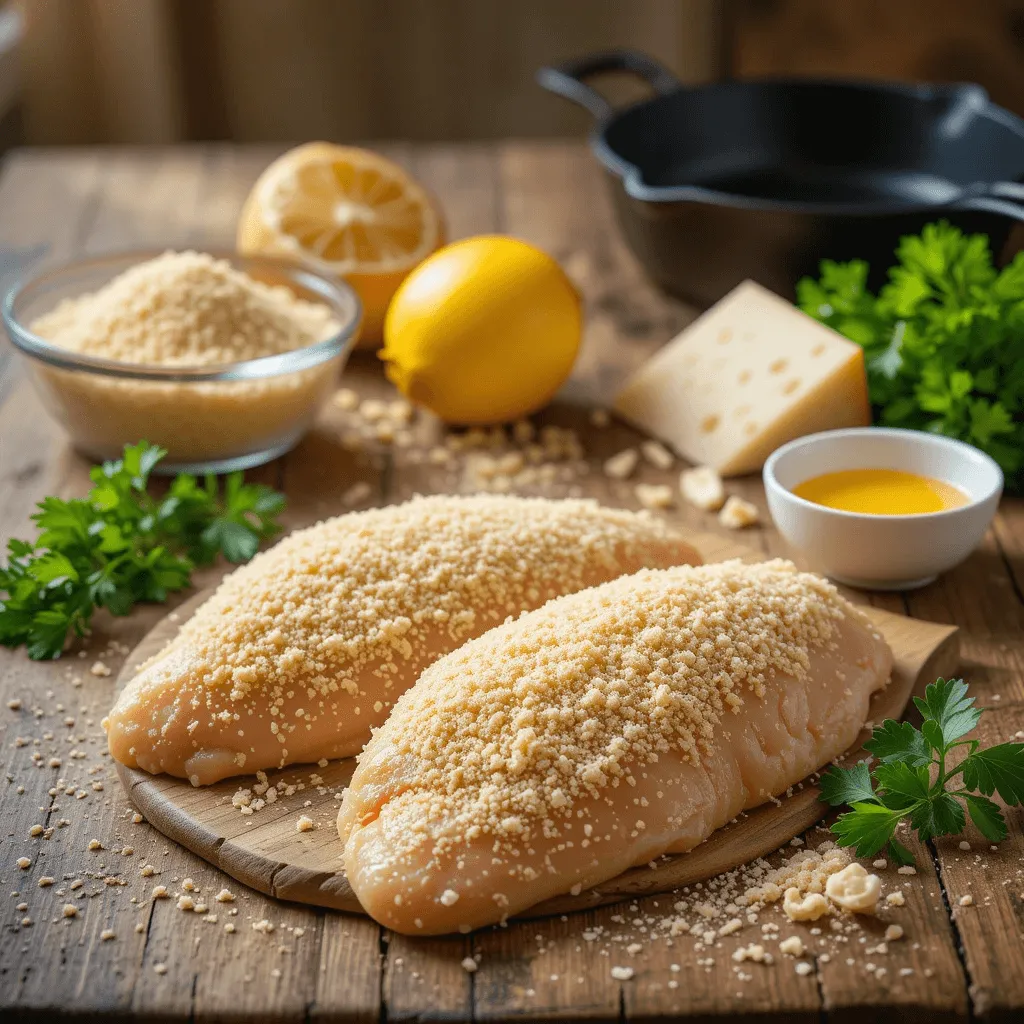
left=538, top=51, right=1024, bottom=307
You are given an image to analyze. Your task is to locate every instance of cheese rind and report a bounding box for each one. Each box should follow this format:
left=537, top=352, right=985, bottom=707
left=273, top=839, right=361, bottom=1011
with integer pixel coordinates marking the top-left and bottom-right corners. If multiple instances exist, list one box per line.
left=613, top=281, right=871, bottom=476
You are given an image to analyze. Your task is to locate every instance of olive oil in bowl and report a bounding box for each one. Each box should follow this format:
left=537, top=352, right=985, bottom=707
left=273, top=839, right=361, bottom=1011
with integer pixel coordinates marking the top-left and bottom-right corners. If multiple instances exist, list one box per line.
left=792, top=468, right=969, bottom=516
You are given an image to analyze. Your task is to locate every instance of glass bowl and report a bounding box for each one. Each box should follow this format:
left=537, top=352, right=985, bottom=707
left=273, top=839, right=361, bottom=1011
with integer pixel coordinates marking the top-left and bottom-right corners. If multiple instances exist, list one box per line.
left=2, top=250, right=362, bottom=474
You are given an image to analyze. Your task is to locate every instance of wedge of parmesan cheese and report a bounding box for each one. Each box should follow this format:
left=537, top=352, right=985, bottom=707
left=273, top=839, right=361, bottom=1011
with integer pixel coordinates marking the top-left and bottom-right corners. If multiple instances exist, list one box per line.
left=613, top=281, right=870, bottom=476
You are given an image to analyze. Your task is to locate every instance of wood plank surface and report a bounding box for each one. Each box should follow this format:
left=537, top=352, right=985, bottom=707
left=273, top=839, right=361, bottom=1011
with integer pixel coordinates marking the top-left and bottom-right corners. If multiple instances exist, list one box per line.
left=0, top=142, right=1021, bottom=1023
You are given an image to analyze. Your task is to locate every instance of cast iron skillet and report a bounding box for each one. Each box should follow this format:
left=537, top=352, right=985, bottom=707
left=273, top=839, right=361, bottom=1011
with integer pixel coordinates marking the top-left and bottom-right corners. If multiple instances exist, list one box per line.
left=538, top=51, right=1024, bottom=307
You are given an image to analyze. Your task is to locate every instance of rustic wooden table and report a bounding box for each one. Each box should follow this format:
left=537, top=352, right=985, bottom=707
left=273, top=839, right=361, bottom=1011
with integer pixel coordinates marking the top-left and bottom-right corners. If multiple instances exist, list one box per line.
left=0, top=143, right=1022, bottom=1023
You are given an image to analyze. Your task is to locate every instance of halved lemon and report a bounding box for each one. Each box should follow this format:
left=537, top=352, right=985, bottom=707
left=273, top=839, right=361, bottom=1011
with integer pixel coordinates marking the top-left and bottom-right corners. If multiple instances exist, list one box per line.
left=237, top=142, right=444, bottom=346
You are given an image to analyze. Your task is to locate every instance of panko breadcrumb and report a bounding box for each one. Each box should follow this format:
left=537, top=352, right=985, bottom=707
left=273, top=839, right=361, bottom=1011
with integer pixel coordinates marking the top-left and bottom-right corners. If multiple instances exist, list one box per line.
left=340, top=559, right=891, bottom=933
left=29, top=251, right=343, bottom=465
left=106, top=495, right=698, bottom=785
left=32, top=251, right=337, bottom=366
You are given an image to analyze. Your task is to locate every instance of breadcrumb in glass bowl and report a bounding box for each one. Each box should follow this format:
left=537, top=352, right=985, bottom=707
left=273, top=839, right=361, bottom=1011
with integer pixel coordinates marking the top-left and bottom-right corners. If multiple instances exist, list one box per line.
left=2, top=249, right=361, bottom=473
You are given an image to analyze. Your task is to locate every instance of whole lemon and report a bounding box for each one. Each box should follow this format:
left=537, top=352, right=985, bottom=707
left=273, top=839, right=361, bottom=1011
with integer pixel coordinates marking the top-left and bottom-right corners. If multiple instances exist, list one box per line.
left=381, top=236, right=581, bottom=424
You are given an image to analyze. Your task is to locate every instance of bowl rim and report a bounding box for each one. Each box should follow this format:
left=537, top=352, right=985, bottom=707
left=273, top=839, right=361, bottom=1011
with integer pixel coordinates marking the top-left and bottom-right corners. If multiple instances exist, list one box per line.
left=2, top=248, right=362, bottom=382
left=763, top=426, right=1004, bottom=521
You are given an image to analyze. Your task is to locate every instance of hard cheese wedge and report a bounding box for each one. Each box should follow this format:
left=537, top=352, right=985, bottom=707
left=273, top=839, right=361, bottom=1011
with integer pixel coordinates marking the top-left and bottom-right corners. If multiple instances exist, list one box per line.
left=614, top=280, right=871, bottom=476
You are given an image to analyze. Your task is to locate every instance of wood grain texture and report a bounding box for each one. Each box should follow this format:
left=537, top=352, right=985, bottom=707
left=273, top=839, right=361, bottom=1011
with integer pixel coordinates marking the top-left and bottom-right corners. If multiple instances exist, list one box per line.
left=1, top=142, right=1021, bottom=1022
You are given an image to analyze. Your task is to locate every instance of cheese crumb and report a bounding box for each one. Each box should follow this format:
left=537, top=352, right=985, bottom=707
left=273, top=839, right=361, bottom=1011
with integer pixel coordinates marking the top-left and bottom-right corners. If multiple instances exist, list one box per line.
left=253, top=919, right=275, bottom=934
left=635, top=483, right=674, bottom=509
left=38, top=876, right=55, bottom=888
left=783, top=888, right=830, bottom=921
left=795, top=961, right=814, bottom=977
left=679, top=466, right=725, bottom=511
left=16, top=857, right=31, bottom=869
left=640, top=440, right=674, bottom=470
left=825, top=863, right=882, bottom=913
left=215, top=888, right=235, bottom=903
left=885, top=891, right=905, bottom=907
left=177, top=895, right=195, bottom=911
left=62, top=904, right=78, bottom=919
left=884, top=924, right=904, bottom=941
left=101, top=929, right=116, bottom=941
left=87, top=839, right=102, bottom=851
left=296, top=815, right=315, bottom=832
left=461, top=957, right=478, bottom=973
left=718, top=494, right=759, bottom=529
left=603, top=449, right=639, bottom=480
left=958, top=894, right=973, bottom=907
left=90, top=661, right=112, bottom=678
left=610, top=965, right=635, bottom=981
left=779, top=936, right=805, bottom=957
left=152, top=885, right=169, bottom=900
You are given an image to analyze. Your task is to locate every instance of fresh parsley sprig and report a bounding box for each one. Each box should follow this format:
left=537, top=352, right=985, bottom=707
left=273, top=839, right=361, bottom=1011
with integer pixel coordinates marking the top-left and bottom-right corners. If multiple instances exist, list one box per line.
left=797, top=221, right=1024, bottom=490
left=0, top=441, right=285, bottom=660
left=819, top=678, right=1024, bottom=865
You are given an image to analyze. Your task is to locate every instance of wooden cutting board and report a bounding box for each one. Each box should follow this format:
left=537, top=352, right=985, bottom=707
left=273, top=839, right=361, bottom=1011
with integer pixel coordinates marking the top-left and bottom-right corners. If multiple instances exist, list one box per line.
left=113, top=530, right=959, bottom=918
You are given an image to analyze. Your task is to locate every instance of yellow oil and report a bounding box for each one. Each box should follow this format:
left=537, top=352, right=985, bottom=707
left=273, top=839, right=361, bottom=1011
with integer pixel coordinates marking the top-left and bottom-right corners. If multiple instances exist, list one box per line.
left=791, top=468, right=968, bottom=515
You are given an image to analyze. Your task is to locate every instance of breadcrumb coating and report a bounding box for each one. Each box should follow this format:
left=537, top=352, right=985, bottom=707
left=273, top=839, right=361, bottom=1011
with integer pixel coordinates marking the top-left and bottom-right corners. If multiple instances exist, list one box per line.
left=339, top=559, right=892, bottom=934
left=32, top=250, right=337, bottom=366
left=106, top=494, right=698, bottom=784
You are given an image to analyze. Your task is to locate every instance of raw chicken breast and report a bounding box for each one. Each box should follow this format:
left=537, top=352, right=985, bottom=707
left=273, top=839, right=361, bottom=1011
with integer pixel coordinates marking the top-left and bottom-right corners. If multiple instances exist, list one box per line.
left=339, top=559, right=892, bottom=935
left=105, top=495, right=699, bottom=785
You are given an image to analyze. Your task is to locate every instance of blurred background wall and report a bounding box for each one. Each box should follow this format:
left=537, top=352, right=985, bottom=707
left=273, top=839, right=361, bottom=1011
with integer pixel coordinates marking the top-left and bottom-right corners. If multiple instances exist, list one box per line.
left=6, top=0, right=1024, bottom=145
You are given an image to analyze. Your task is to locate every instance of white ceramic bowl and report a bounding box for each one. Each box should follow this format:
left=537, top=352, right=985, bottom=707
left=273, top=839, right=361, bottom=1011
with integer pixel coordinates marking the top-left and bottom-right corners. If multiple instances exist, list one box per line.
left=763, top=428, right=1003, bottom=590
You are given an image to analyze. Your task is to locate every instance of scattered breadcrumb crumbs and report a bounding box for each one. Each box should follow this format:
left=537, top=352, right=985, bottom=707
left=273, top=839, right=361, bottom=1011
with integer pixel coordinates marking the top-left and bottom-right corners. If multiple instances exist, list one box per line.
left=29, top=825, right=43, bottom=837
left=140, top=865, right=156, bottom=877
left=779, top=936, right=805, bottom=957
left=152, top=885, right=169, bottom=900
left=224, top=923, right=236, bottom=934
left=610, top=965, right=635, bottom=981
left=795, top=961, right=814, bottom=977
left=885, top=891, right=906, bottom=907
left=959, top=894, right=973, bottom=907
left=101, top=929, right=116, bottom=941
left=253, top=919, right=275, bottom=934
left=182, top=878, right=196, bottom=892
left=16, top=857, right=31, bottom=869
left=461, top=957, right=478, bottom=973
left=62, top=904, right=78, bottom=919
left=177, top=895, right=195, bottom=911
left=718, top=494, right=759, bottom=529
left=7, top=698, right=21, bottom=710
left=132, top=811, right=145, bottom=824
left=897, top=866, right=917, bottom=876
left=90, top=661, right=112, bottom=678
left=603, top=448, right=639, bottom=480
left=38, top=877, right=55, bottom=888
left=439, top=889, right=460, bottom=907
left=885, top=924, right=904, bottom=941
left=154, top=964, right=167, bottom=975
left=87, top=839, right=102, bottom=851
left=215, top=888, right=235, bottom=903
left=296, top=815, right=315, bottom=832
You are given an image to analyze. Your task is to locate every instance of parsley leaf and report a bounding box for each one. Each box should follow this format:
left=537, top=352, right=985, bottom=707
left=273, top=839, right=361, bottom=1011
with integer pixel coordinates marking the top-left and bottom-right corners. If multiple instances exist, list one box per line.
left=819, top=762, right=877, bottom=807
left=832, top=802, right=905, bottom=858
left=0, top=441, right=286, bottom=659
left=820, top=678, right=1024, bottom=863
left=960, top=742, right=1024, bottom=805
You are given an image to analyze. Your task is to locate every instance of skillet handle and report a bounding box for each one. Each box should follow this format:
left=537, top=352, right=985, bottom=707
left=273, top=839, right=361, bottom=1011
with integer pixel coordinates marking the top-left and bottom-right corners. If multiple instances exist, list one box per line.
left=954, top=180, right=1024, bottom=221
left=537, top=50, right=682, bottom=121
